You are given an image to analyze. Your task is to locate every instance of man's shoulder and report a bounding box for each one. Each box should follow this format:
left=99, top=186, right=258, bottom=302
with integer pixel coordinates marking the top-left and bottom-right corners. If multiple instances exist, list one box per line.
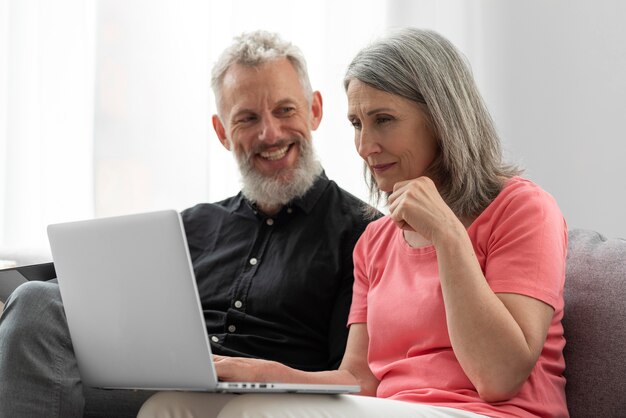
left=311, top=181, right=382, bottom=246
left=321, top=180, right=381, bottom=221
left=181, top=195, right=241, bottom=222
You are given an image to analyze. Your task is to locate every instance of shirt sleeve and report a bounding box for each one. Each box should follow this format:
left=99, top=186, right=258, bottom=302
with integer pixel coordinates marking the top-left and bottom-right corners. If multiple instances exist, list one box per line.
left=481, top=187, right=567, bottom=309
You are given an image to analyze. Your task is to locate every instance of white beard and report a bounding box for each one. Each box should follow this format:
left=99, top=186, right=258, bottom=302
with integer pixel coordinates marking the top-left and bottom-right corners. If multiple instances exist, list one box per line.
left=233, top=138, right=322, bottom=209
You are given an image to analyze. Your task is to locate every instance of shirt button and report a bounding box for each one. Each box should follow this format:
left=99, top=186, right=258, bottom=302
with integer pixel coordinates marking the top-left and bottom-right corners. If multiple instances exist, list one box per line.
left=249, top=258, right=257, bottom=265
left=234, top=300, right=243, bottom=309
left=287, top=208, right=293, bottom=214
left=266, top=218, right=274, bottom=226
left=228, top=325, right=236, bottom=333
left=211, top=336, right=219, bottom=343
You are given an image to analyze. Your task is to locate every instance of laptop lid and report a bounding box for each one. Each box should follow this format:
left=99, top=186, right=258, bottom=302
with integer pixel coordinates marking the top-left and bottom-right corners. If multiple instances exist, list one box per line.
left=48, top=210, right=217, bottom=390
left=47, top=210, right=359, bottom=394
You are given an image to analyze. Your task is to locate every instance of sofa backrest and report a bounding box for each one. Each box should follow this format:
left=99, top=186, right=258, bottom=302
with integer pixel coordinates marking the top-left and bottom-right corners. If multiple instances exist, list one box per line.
left=563, top=229, right=626, bottom=417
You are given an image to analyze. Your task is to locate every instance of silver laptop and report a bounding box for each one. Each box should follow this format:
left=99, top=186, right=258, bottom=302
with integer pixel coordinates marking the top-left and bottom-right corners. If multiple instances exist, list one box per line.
left=47, top=210, right=359, bottom=394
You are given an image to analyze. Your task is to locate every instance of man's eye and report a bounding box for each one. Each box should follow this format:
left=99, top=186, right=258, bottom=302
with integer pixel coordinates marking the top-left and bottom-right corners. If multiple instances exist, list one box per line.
left=349, top=119, right=361, bottom=129
left=376, top=116, right=392, bottom=124
left=277, top=107, right=295, bottom=115
left=238, top=115, right=257, bottom=123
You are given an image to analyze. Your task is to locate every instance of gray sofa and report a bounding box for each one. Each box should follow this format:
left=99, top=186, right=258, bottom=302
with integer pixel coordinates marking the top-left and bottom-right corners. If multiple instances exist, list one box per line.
left=562, top=229, right=626, bottom=417
left=1, top=229, right=625, bottom=417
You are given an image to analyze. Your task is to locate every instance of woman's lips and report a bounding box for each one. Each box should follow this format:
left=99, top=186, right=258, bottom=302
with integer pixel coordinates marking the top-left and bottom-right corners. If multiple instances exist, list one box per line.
left=371, top=162, right=396, bottom=173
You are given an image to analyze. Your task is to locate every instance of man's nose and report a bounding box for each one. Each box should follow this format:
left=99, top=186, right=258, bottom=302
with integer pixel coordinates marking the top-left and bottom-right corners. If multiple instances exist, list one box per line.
left=258, top=117, right=281, bottom=143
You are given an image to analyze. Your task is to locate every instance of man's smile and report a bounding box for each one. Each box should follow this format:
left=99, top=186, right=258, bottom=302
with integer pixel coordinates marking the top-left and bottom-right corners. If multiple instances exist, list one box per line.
left=259, top=144, right=291, bottom=161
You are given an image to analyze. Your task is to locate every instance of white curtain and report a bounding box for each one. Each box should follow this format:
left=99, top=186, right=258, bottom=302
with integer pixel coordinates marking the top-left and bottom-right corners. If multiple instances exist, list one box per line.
left=0, top=0, right=95, bottom=252
left=92, top=0, right=388, bottom=219
left=0, top=0, right=388, bottom=251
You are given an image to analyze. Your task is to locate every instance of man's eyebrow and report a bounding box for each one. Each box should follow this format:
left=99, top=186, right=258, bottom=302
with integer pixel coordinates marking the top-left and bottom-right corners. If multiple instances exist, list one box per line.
left=274, top=98, right=298, bottom=107
left=231, top=99, right=298, bottom=117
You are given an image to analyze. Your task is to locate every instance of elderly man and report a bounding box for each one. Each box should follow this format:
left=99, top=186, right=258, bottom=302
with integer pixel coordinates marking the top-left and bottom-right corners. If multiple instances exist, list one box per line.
left=0, top=30, right=376, bottom=418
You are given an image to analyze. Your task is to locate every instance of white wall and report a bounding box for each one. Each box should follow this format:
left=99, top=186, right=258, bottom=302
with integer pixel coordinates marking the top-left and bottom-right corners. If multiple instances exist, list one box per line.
left=387, top=0, right=626, bottom=238
left=3, top=0, right=625, bottom=251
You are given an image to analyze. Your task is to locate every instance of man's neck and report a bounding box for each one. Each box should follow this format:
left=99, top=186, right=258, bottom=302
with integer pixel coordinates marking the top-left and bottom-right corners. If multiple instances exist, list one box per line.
left=257, top=202, right=282, bottom=216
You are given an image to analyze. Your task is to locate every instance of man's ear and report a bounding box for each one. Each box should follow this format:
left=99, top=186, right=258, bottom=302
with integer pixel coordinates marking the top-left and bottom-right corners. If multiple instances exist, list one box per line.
left=310, top=91, right=323, bottom=131
left=212, top=114, right=231, bottom=150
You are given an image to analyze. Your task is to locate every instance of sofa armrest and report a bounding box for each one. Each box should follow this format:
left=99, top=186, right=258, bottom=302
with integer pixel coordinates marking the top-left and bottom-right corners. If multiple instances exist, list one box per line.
left=563, top=229, right=626, bottom=417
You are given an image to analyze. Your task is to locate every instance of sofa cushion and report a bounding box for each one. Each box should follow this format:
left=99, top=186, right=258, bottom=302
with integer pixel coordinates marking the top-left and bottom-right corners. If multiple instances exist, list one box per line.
left=563, top=229, right=626, bottom=417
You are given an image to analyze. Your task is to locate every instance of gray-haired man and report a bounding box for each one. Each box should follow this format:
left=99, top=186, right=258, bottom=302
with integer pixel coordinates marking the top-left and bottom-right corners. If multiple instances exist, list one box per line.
left=0, top=30, right=377, bottom=418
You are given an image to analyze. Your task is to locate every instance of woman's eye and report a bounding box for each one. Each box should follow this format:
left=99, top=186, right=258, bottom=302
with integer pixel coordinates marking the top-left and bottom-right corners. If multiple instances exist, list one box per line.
left=376, top=116, right=392, bottom=124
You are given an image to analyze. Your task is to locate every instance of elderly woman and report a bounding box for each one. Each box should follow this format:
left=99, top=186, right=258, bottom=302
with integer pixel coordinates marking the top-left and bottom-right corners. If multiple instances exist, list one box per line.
left=139, top=28, right=568, bottom=418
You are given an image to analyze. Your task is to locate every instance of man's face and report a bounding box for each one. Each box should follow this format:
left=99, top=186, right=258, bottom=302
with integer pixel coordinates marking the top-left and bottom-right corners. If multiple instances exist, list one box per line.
left=213, top=58, right=322, bottom=184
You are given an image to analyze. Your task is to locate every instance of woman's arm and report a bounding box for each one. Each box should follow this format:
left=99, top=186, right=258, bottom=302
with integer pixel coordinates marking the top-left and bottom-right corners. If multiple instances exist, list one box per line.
left=337, top=323, right=380, bottom=396
left=435, top=226, right=553, bottom=402
left=388, top=177, right=554, bottom=402
left=214, top=323, right=379, bottom=396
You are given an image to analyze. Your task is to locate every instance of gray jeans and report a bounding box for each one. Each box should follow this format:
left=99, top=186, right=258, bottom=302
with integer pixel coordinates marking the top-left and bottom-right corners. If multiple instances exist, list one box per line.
left=0, top=281, right=153, bottom=418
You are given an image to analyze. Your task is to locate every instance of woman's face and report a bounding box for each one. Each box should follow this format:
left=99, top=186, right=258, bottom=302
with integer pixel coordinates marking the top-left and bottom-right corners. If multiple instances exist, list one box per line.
left=346, top=80, right=439, bottom=193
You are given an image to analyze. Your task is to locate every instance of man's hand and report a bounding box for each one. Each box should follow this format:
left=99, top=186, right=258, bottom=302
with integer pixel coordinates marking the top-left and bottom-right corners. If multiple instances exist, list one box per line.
left=213, top=354, right=287, bottom=382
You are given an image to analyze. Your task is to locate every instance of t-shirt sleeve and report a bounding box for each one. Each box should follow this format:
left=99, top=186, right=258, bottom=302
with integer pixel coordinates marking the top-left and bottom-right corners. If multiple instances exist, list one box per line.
left=348, top=226, right=371, bottom=325
left=482, top=188, right=567, bottom=309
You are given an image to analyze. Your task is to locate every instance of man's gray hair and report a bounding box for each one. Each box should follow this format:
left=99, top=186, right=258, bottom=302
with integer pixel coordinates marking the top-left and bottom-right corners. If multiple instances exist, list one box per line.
left=344, top=28, right=521, bottom=218
left=211, top=30, right=313, bottom=116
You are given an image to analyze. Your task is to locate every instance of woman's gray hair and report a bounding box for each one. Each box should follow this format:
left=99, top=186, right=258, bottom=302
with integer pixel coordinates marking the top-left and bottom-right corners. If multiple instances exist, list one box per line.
left=344, top=28, right=521, bottom=218
left=211, top=30, right=313, bottom=116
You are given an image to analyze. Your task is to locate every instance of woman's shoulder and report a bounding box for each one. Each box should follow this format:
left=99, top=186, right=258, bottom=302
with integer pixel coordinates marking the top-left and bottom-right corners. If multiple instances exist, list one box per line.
left=497, top=176, right=559, bottom=209
left=501, top=176, right=552, bottom=197
left=478, top=176, right=563, bottom=228
left=356, top=215, right=398, bottom=250
left=363, top=214, right=395, bottom=234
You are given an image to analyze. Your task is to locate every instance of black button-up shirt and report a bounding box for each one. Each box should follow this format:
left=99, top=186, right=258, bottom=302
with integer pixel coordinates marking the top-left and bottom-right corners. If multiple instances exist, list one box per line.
left=181, top=173, right=376, bottom=371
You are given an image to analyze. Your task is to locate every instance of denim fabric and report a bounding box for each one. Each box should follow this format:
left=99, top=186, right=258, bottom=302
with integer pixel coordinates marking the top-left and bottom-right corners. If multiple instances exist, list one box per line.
left=0, top=281, right=153, bottom=418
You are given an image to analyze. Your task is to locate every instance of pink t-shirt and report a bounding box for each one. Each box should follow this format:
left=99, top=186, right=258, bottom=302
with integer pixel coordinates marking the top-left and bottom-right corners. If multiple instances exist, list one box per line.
left=349, top=177, right=568, bottom=418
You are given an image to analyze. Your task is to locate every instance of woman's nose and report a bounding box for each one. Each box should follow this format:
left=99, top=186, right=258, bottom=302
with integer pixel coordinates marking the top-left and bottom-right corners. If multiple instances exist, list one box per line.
left=356, top=130, right=381, bottom=159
